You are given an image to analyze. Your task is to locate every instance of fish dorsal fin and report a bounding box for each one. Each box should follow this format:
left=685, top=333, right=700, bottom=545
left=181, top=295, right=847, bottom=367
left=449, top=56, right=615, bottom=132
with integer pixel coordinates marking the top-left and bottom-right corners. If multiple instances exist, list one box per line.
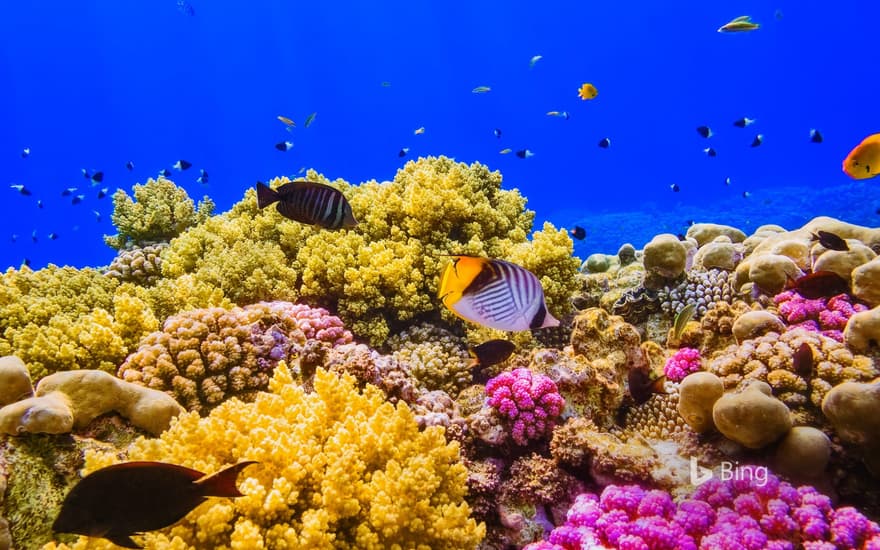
left=732, top=15, right=752, bottom=22
left=195, top=461, right=257, bottom=498
left=99, top=461, right=206, bottom=481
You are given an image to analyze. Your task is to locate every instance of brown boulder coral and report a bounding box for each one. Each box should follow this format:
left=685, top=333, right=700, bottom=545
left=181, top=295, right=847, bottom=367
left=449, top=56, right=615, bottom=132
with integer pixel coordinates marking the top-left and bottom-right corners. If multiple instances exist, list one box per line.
left=118, top=301, right=352, bottom=414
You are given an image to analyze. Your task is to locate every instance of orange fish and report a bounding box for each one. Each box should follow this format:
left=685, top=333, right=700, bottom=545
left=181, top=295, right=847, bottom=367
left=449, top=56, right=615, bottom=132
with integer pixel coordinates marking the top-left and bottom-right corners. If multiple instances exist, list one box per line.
left=578, top=83, right=598, bottom=100
left=843, top=133, right=880, bottom=180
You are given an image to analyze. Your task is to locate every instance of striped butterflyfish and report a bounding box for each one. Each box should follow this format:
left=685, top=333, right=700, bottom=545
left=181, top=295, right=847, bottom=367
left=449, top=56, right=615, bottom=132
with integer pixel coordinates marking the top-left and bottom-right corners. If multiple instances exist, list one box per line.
left=256, top=181, right=358, bottom=229
left=438, top=256, right=559, bottom=331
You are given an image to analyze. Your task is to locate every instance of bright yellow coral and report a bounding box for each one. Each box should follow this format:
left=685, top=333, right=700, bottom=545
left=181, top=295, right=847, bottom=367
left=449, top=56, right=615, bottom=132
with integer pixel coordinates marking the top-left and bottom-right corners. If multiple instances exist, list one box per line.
left=159, top=157, right=580, bottom=345
left=45, top=365, right=484, bottom=550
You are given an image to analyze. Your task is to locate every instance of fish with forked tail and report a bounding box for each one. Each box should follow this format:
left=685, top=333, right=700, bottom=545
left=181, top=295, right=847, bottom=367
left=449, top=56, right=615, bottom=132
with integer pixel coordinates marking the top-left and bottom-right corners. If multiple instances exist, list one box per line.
left=256, top=180, right=358, bottom=229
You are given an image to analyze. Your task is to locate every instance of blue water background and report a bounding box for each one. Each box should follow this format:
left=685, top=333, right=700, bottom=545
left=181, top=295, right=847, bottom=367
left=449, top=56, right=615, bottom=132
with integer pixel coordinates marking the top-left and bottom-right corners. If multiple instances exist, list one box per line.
left=2, top=1, right=879, bottom=270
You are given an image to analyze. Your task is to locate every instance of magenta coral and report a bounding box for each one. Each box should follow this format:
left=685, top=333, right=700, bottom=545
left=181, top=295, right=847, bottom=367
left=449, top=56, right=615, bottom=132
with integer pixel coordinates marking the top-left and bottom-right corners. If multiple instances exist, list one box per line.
left=664, top=347, right=703, bottom=382
left=485, top=368, right=565, bottom=446
left=774, top=291, right=867, bottom=342
left=524, top=467, right=880, bottom=550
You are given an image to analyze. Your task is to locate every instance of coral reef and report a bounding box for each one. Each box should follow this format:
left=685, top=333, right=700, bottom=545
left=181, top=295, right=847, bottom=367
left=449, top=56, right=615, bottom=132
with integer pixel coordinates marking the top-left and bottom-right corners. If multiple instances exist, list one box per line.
left=45, top=365, right=485, bottom=549
left=159, top=157, right=580, bottom=345
left=774, top=290, right=868, bottom=342
left=485, top=368, right=564, bottom=446
left=386, top=322, right=471, bottom=396
left=677, top=372, right=724, bottom=434
left=643, top=234, right=688, bottom=279
left=0, top=356, right=32, bottom=406
left=712, top=381, right=792, bottom=449
left=0, top=266, right=159, bottom=379
left=104, top=177, right=214, bottom=250
left=104, top=243, right=169, bottom=286
left=526, top=468, right=880, bottom=549
left=659, top=268, right=735, bottom=319
left=664, top=347, right=703, bottom=382
left=118, top=301, right=352, bottom=414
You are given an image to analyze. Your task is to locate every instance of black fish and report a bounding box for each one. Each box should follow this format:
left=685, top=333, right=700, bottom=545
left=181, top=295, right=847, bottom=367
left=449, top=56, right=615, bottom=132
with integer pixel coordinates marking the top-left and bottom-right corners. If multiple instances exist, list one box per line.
left=751, top=134, right=763, bottom=147
left=813, top=230, right=849, bottom=251
left=598, top=137, right=611, bottom=149
left=126, top=161, right=134, bottom=171
left=733, top=117, right=755, bottom=128
left=91, top=171, right=104, bottom=185
left=71, top=194, right=85, bottom=205
left=398, top=147, right=409, bottom=157
left=468, top=339, right=515, bottom=382
left=493, top=128, right=502, bottom=138
left=570, top=226, right=586, bottom=240
left=670, top=183, right=680, bottom=192
left=704, top=147, right=717, bottom=157
left=53, top=461, right=255, bottom=549
left=62, top=187, right=76, bottom=197
left=256, top=181, right=358, bottom=229
left=628, top=366, right=666, bottom=405
left=196, top=169, right=209, bottom=184
left=158, top=169, right=171, bottom=177
left=792, top=342, right=813, bottom=379
left=810, top=129, right=823, bottom=143
left=786, top=270, right=850, bottom=299
left=515, top=149, right=534, bottom=159
left=82, top=168, right=90, bottom=179
left=173, top=160, right=192, bottom=171
left=696, top=126, right=712, bottom=138
left=275, top=141, right=294, bottom=152
left=48, top=233, right=58, bottom=240
left=97, top=188, right=109, bottom=199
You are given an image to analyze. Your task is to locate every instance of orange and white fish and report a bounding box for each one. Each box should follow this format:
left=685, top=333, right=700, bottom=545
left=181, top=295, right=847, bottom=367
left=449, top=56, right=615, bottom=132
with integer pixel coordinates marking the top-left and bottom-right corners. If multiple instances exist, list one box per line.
left=438, top=256, right=559, bottom=331
left=578, top=83, right=598, bottom=100
left=843, top=133, right=880, bottom=180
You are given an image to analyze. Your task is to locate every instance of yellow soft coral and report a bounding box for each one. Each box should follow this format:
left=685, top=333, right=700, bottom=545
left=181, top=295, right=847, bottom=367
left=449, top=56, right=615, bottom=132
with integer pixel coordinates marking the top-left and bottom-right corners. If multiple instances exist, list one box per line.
left=45, top=365, right=484, bottom=550
left=0, top=266, right=158, bottom=379
left=159, top=157, right=580, bottom=345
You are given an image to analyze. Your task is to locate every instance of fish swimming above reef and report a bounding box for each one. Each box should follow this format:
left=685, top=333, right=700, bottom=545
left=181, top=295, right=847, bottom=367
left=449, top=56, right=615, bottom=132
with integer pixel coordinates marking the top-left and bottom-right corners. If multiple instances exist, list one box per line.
left=696, top=126, right=712, bottom=138
left=90, top=171, right=104, bottom=185
left=126, top=160, right=134, bottom=171
left=438, top=255, right=559, bottom=331
left=810, top=129, right=823, bottom=143
left=578, top=83, right=598, bottom=100
left=414, top=126, right=425, bottom=135
left=53, top=461, right=256, bottom=549
left=516, top=149, right=534, bottom=159
left=785, top=270, right=850, bottom=299
left=842, top=133, right=880, bottom=180
left=598, top=137, right=611, bottom=149
left=529, top=54, right=543, bottom=68
left=499, top=148, right=512, bottom=155
left=277, top=115, right=296, bottom=129
left=304, top=112, right=317, bottom=128
left=812, top=230, right=849, bottom=251
left=275, top=141, right=294, bottom=152
left=570, top=226, right=586, bottom=240
left=10, top=184, right=31, bottom=196
left=493, top=128, right=502, bottom=138
left=256, top=180, right=358, bottom=229
left=398, top=147, right=409, bottom=157
left=703, top=147, right=717, bottom=157
left=21, top=147, right=30, bottom=158
left=62, top=187, right=77, bottom=196
left=196, top=169, right=209, bottom=184
left=173, top=159, right=192, bottom=171
left=97, top=187, right=109, bottom=199
left=472, top=86, right=491, bottom=94
left=751, top=134, right=764, bottom=147
left=733, top=116, right=756, bottom=128
left=158, top=169, right=171, bottom=178
left=718, top=15, right=759, bottom=33
left=468, top=339, right=516, bottom=382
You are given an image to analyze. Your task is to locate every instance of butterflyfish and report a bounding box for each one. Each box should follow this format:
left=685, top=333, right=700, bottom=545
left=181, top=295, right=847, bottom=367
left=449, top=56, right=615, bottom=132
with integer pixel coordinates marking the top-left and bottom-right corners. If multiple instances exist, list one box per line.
left=718, top=15, right=759, bottom=33
left=578, top=83, right=598, bottom=100
left=438, top=255, right=559, bottom=331
left=843, top=133, right=880, bottom=180
left=53, top=461, right=256, bottom=549
left=256, top=180, right=358, bottom=229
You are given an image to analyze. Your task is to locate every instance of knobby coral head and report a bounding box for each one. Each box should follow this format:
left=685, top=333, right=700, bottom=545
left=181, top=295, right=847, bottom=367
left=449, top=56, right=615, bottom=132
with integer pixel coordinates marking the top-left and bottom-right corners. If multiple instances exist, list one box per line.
left=485, top=368, right=565, bottom=445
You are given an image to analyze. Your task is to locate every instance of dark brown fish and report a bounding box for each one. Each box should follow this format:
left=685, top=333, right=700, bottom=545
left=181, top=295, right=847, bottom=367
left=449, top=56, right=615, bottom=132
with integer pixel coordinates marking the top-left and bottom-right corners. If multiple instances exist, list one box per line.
left=469, top=339, right=516, bottom=378
left=53, top=461, right=256, bottom=548
left=786, top=270, right=850, bottom=300
left=812, top=230, right=849, bottom=251
left=792, top=342, right=814, bottom=380
left=256, top=181, right=358, bottom=229
left=627, top=366, right=666, bottom=405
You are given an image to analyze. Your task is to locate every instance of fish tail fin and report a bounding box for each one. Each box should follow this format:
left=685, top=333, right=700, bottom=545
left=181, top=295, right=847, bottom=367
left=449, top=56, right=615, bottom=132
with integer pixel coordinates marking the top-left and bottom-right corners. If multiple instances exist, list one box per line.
left=196, top=461, right=257, bottom=498
left=256, top=182, right=278, bottom=209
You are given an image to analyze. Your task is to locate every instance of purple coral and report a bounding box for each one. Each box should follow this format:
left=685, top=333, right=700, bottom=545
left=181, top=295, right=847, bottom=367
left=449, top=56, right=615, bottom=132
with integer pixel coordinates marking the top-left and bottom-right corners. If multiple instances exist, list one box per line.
left=524, top=467, right=880, bottom=550
left=485, top=368, right=565, bottom=446
left=664, top=347, right=703, bottom=382
left=774, top=291, right=867, bottom=342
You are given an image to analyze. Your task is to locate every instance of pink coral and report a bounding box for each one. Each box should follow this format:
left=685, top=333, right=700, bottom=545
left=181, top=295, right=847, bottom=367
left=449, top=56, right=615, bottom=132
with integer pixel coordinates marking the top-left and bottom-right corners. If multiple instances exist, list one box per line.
left=524, top=467, right=880, bottom=550
left=485, top=368, right=565, bottom=446
left=664, top=347, right=703, bottom=382
left=774, top=291, right=867, bottom=342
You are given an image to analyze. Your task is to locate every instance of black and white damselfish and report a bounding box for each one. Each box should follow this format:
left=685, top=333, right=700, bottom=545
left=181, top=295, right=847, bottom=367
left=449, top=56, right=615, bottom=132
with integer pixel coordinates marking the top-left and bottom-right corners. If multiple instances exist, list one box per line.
left=256, top=180, right=358, bottom=229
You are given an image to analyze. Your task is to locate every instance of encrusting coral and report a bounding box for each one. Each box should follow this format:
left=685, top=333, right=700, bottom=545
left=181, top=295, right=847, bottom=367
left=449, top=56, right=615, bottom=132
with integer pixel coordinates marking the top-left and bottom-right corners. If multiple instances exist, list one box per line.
left=104, top=177, right=214, bottom=250
left=0, top=266, right=159, bottom=379
left=386, top=322, right=471, bottom=396
left=118, top=301, right=352, bottom=415
left=44, top=365, right=485, bottom=550
left=159, top=157, right=580, bottom=345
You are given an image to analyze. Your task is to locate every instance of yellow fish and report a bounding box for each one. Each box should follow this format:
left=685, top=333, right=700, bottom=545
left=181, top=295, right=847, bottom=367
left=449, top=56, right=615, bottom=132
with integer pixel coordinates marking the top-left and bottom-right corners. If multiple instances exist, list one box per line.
left=277, top=116, right=295, bottom=132
left=578, top=83, right=598, bottom=100
left=414, top=126, right=425, bottom=135
left=438, top=256, right=559, bottom=331
left=717, top=15, right=760, bottom=32
left=472, top=86, right=492, bottom=94
left=499, top=148, right=512, bottom=154
left=843, top=133, right=880, bottom=180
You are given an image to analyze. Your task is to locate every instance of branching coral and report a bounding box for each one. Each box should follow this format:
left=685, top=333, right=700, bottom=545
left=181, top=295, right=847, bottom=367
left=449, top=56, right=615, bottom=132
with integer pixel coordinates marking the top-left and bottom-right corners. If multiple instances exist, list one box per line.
left=159, top=157, right=580, bottom=345
left=45, top=365, right=485, bottom=550
left=485, top=368, right=564, bottom=446
left=118, top=302, right=352, bottom=414
left=0, top=266, right=158, bottom=379
left=104, top=177, right=214, bottom=250
left=773, top=291, right=868, bottom=341
left=664, top=348, right=703, bottom=382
